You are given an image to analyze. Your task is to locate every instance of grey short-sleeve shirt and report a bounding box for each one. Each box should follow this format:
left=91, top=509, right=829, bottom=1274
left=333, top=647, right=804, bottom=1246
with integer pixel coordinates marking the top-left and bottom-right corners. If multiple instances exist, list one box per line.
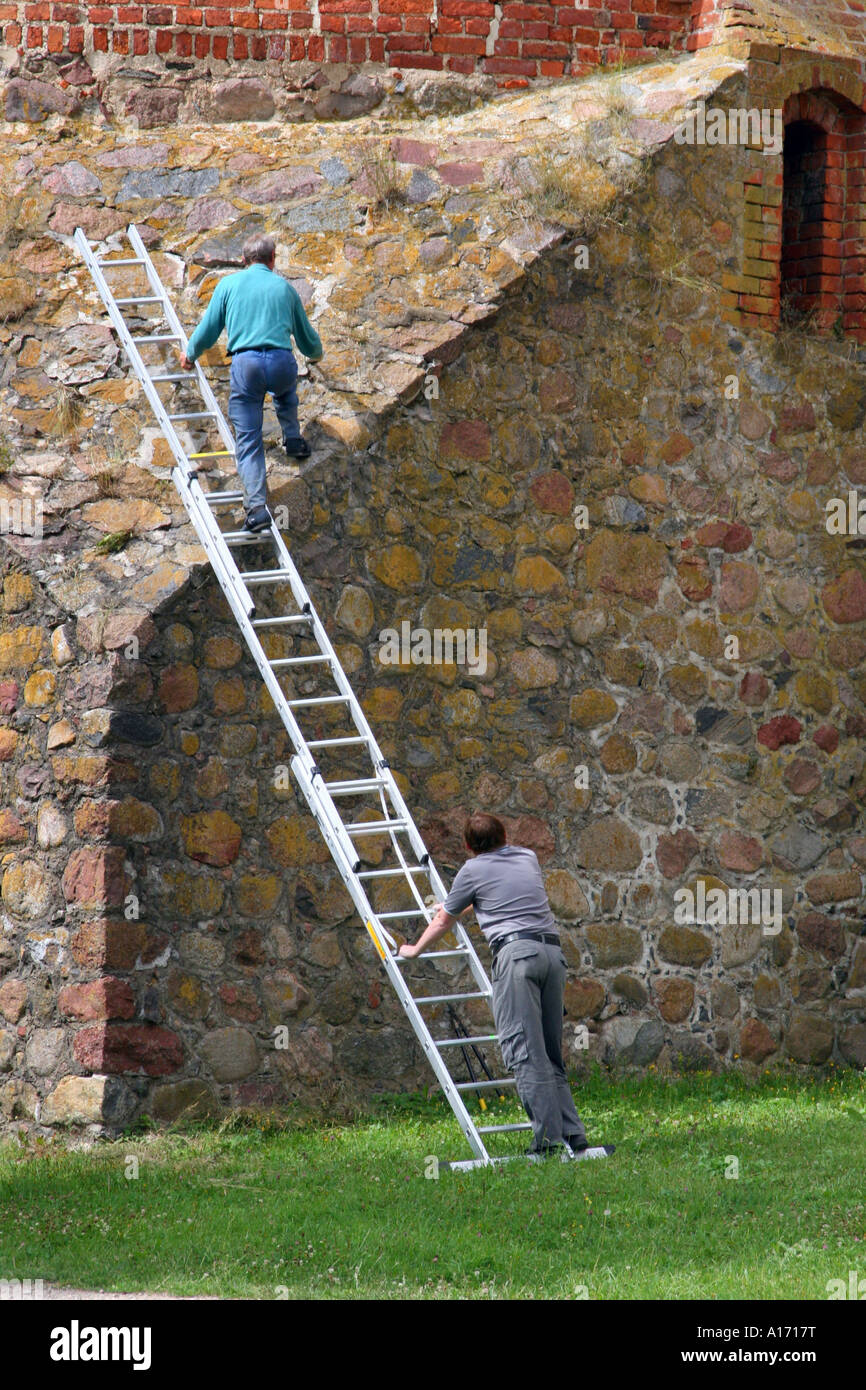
left=443, top=845, right=557, bottom=945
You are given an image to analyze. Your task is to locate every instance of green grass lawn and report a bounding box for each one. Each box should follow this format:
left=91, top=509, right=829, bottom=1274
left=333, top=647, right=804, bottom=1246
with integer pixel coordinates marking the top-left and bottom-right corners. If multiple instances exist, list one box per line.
left=1, top=1068, right=864, bottom=1300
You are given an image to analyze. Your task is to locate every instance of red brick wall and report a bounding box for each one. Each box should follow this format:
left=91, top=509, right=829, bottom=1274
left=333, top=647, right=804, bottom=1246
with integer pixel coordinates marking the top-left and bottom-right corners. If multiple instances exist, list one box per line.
left=781, top=90, right=866, bottom=337
left=1, top=1, right=722, bottom=79
left=727, top=88, right=866, bottom=337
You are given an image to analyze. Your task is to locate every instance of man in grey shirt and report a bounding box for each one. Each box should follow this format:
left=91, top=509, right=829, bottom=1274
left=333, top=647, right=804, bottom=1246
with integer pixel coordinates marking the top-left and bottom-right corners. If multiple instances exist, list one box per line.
left=399, top=812, right=611, bottom=1159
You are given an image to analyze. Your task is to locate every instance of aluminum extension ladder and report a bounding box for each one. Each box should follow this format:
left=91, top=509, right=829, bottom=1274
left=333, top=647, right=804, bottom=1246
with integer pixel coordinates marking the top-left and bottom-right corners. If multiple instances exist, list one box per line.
left=73, top=223, right=533, bottom=1170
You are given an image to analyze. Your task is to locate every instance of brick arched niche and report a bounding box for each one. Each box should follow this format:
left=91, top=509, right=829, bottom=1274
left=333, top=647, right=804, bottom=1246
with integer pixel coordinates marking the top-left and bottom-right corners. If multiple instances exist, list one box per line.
left=779, top=90, right=866, bottom=337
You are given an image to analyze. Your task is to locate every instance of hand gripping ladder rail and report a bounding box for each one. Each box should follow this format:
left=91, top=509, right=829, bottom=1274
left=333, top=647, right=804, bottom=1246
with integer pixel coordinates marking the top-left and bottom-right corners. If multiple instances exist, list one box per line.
left=74, top=223, right=532, bottom=1170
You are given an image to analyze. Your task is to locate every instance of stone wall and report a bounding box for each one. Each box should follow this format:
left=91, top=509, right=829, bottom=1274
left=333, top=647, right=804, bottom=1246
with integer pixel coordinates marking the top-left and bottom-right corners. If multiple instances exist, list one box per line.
left=0, top=549, right=439, bottom=1129
left=317, top=93, right=866, bottom=1082
left=1, top=47, right=865, bottom=1135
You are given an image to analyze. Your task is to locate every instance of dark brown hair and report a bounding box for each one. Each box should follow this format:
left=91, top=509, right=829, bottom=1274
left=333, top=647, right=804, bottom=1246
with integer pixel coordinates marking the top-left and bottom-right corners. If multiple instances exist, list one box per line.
left=464, top=812, right=506, bottom=854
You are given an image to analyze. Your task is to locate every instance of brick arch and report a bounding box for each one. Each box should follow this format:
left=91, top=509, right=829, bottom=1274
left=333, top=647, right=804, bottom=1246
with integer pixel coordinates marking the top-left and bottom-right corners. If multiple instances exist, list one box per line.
left=769, top=57, right=866, bottom=117
left=782, top=73, right=866, bottom=117
left=779, top=88, right=866, bottom=335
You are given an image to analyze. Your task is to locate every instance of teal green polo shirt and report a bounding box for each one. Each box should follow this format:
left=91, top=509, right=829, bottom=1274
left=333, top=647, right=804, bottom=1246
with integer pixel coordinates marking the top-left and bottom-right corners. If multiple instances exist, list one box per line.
left=186, top=262, right=323, bottom=363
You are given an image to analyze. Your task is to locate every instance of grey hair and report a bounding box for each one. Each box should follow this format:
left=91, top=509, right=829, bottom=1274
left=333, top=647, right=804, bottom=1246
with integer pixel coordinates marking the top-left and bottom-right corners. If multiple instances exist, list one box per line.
left=242, top=233, right=276, bottom=265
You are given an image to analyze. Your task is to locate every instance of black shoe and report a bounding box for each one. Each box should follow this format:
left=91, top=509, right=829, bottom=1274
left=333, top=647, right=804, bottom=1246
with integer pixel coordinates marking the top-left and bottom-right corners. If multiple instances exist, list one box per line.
left=284, top=436, right=311, bottom=460
left=244, top=506, right=272, bottom=533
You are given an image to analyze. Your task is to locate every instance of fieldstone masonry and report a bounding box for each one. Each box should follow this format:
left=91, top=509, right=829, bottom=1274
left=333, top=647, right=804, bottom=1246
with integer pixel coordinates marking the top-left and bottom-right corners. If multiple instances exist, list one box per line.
left=0, top=0, right=864, bottom=1133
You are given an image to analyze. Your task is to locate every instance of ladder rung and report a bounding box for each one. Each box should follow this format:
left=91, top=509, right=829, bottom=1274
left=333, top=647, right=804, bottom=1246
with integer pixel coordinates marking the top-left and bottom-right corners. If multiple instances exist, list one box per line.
left=223, top=532, right=268, bottom=546
left=357, top=866, right=429, bottom=879
left=307, top=735, right=368, bottom=748
left=456, top=1078, right=517, bottom=1092
left=378, top=909, right=428, bottom=920
left=345, top=818, right=407, bottom=835
left=190, top=451, right=235, bottom=459
left=116, top=295, right=163, bottom=305
left=97, top=257, right=145, bottom=266
left=436, top=1034, right=497, bottom=1048
left=414, top=991, right=486, bottom=1004
left=204, top=492, right=245, bottom=505
left=168, top=411, right=217, bottom=421
left=243, top=570, right=293, bottom=585
left=324, top=778, right=387, bottom=794
left=133, top=333, right=182, bottom=342
left=149, top=373, right=189, bottom=382
left=476, top=1123, right=533, bottom=1134
left=252, top=615, right=312, bottom=628
left=400, top=945, right=467, bottom=956
left=287, top=695, right=350, bottom=708
left=269, top=655, right=331, bottom=668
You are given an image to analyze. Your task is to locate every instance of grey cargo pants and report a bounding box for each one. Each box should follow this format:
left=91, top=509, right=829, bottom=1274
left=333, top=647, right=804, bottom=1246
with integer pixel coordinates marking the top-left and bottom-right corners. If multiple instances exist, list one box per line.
left=491, top=936, right=587, bottom=1152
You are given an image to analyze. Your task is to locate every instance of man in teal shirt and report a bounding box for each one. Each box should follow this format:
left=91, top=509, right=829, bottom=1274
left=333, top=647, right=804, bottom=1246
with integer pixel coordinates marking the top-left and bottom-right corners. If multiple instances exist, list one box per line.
left=181, top=233, right=323, bottom=532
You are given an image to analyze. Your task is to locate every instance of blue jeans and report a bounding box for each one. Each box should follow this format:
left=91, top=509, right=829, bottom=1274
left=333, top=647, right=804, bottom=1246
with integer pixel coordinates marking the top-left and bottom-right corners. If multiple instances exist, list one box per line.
left=227, top=348, right=301, bottom=511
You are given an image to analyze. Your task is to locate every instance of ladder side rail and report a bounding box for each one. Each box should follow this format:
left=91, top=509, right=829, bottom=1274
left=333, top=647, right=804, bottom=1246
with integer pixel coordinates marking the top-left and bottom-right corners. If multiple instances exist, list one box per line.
left=260, top=532, right=440, bottom=861
left=120, top=233, right=261, bottom=608
left=73, top=230, right=199, bottom=475
left=265, top=531, right=379, bottom=778
left=294, top=761, right=491, bottom=1160
left=290, top=756, right=382, bottom=905
left=377, top=944, right=492, bottom=1164
left=73, top=230, right=257, bottom=621
left=260, top=636, right=494, bottom=1159
left=371, top=808, right=492, bottom=997
left=78, top=230, right=471, bottom=918
left=290, top=759, right=380, bottom=925
left=126, top=225, right=236, bottom=459
left=394, top=832, right=492, bottom=994
left=295, top=844, right=492, bottom=1161
left=219, top=542, right=494, bottom=1155
left=266, top=526, right=494, bottom=996
left=78, top=232, right=386, bottom=1048
left=122, top=233, right=259, bottom=595
left=265, top=533, right=457, bottom=864
left=172, top=469, right=259, bottom=620
left=77, top=226, right=497, bottom=1164
left=273, top=519, right=494, bottom=989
